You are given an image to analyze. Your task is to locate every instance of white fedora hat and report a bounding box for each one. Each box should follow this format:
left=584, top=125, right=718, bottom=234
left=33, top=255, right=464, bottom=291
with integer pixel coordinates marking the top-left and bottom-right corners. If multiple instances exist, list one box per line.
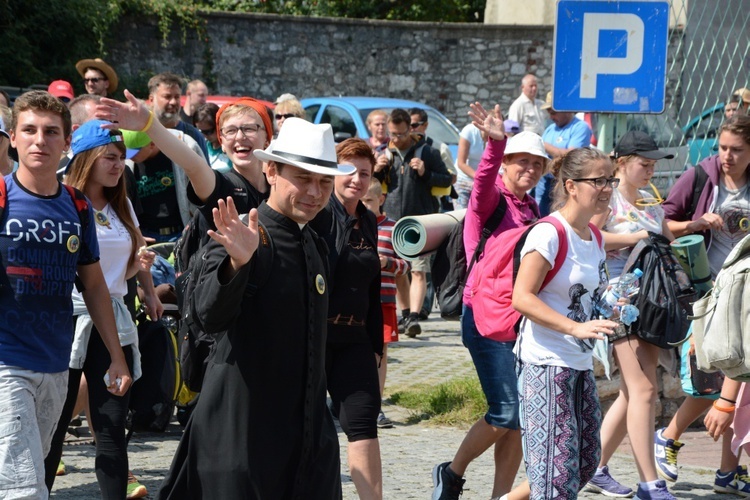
left=254, top=118, right=355, bottom=176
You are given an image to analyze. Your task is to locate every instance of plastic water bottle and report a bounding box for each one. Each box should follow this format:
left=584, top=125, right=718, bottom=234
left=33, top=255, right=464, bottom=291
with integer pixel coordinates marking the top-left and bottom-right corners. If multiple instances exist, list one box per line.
left=596, top=268, right=643, bottom=319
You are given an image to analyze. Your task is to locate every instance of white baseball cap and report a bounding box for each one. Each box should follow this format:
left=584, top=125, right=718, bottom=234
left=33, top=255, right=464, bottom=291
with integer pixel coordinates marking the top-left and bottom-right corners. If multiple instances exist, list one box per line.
left=504, top=131, right=549, bottom=160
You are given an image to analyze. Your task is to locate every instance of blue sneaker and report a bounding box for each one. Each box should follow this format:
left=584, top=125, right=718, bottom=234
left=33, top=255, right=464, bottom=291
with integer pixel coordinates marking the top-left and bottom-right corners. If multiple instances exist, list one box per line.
left=714, top=465, right=750, bottom=497
left=654, top=428, right=683, bottom=482
left=587, top=466, right=634, bottom=497
left=634, top=480, right=676, bottom=499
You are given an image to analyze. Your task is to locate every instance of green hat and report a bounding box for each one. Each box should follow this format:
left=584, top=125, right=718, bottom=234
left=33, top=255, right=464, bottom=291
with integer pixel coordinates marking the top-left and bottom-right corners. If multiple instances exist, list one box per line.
left=122, top=129, right=151, bottom=159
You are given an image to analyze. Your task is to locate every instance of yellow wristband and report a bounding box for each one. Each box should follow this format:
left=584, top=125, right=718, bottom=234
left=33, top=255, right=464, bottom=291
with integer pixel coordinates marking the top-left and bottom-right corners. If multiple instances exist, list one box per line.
left=140, top=111, right=154, bottom=133
left=713, top=399, right=736, bottom=413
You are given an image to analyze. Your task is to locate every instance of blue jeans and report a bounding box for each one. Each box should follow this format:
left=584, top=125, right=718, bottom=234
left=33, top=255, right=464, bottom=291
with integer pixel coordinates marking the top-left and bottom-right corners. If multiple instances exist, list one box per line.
left=461, top=305, right=519, bottom=429
left=534, top=173, right=556, bottom=217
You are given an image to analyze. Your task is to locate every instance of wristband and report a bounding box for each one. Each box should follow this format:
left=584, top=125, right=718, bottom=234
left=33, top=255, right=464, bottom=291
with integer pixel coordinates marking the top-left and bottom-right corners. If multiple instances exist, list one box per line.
left=713, top=399, right=736, bottom=413
left=720, top=396, right=737, bottom=404
left=140, top=111, right=154, bottom=133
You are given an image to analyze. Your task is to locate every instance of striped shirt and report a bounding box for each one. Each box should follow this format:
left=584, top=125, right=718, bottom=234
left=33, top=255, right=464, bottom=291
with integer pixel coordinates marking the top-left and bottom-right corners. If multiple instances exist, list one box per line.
left=377, top=215, right=410, bottom=304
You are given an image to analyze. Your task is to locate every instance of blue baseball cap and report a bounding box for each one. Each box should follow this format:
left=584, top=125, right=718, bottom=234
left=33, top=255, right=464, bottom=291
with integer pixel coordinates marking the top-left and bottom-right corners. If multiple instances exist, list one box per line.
left=65, top=120, right=124, bottom=173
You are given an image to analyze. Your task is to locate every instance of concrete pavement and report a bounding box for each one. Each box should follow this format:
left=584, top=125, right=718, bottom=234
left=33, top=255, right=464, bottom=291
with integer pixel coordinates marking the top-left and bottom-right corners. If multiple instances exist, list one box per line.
left=52, top=315, right=731, bottom=498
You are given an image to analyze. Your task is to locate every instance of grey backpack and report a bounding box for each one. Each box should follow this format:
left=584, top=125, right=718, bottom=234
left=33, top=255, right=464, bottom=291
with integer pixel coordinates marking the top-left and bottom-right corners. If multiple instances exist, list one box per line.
left=691, top=233, right=750, bottom=381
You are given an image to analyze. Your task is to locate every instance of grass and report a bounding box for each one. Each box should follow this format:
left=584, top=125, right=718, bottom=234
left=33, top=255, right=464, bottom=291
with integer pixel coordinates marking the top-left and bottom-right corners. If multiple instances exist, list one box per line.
left=389, top=375, right=487, bottom=427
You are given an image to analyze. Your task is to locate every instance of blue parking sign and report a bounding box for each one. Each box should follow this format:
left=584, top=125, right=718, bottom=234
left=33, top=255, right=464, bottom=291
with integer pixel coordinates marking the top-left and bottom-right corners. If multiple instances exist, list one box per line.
left=553, top=0, right=669, bottom=113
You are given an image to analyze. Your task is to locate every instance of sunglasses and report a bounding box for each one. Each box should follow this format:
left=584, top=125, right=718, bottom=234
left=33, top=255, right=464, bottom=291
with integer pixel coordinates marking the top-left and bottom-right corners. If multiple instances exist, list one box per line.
left=410, top=121, right=426, bottom=128
left=199, top=127, right=216, bottom=135
left=83, top=77, right=106, bottom=84
left=275, top=113, right=295, bottom=120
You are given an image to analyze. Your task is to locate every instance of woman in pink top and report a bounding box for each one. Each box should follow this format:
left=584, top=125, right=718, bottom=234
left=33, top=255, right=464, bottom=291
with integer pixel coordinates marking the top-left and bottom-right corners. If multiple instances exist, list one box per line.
left=432, top=103, right=548, bottom=500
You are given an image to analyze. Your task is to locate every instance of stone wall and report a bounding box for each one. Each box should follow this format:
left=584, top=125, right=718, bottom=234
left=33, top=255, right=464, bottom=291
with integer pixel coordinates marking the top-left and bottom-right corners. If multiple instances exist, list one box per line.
left=110, top=12, right=554, bottom=126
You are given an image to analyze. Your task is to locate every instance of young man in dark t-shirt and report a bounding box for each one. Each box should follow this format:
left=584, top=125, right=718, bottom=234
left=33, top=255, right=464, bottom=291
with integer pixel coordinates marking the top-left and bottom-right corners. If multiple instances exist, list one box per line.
left=0, top=91, right=130, bottom=497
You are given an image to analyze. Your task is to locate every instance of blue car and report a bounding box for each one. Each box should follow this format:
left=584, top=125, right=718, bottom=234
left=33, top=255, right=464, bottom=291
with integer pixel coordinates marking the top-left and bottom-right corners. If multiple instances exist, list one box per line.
left=682, top=102, right=725, bottom=165
left=300, top=96, right=461, bottom=159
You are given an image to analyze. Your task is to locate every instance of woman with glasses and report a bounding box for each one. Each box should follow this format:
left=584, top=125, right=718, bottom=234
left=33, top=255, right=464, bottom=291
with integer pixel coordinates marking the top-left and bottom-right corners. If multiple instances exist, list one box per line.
left=273, top=96, right=306, bottom=135
left=44, top=120, right=162, bottom=499
left=98, top=92, right=274, bottom=255
left=193, top=102, right=231, bottom=173
left=586, top=131, right=677, bottom=499
left=512, top=146, right=619, bottom=499
left=432, top=104, right=548, bottom=500
left=651, top=114, right=750, bottom=497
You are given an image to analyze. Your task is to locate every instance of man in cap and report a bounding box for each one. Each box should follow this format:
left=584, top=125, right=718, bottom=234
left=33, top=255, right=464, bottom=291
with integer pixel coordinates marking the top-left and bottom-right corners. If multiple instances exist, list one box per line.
left=535, top=91, right=592, bottom=216
left=508, top=74, right=547, bottom=136
left=153, top=118, right=354, bottom=498
left=75, top=58, right=118, bottom=98
left=147, top=72, right=208, bottom=160
left=180, top=79, right=209, bottom=124
left=0, top=90, right=130, bottom=497
left=48, top=80, right=75, bottom=104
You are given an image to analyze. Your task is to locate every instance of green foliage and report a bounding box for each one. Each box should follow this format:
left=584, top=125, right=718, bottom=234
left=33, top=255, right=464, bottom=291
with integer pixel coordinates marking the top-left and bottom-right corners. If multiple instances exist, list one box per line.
left=389, top=376, right=486, bottom=426
left=0, top=0, right=482, bottom=88
left=198, top=0, right=485, bottom=22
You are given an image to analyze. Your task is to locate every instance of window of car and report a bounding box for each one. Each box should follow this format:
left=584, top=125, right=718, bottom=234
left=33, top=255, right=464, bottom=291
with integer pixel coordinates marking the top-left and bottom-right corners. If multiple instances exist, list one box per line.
left=304, top=104, right=321, bottom=123
left=319, top=105, right=357, bottom=139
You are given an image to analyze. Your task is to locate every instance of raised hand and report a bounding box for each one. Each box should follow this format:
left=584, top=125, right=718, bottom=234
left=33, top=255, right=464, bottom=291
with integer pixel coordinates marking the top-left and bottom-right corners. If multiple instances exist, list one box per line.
left=95, top=89, right=152, bottom=131
left=468, top=102, right=505, bottom=142
left=207, top=197, right=259, bottom=272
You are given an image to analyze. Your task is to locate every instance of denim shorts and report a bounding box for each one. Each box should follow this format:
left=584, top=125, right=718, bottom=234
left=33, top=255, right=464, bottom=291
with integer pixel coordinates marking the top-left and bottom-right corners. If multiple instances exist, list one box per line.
left=461, top=305, right=520, bottom=429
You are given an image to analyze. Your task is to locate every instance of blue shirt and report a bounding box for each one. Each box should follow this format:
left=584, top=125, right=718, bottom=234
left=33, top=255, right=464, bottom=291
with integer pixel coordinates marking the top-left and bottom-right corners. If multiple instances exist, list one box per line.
left=0, top=174, right=99, bottom=373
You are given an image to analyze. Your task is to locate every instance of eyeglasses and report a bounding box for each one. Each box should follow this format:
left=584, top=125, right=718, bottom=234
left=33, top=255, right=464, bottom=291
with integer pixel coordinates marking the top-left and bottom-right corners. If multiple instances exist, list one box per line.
left=220, top=124, right=264, bottom=139
left=83, top=77, right=106, bottom=84
left=274, top=113, right=295, bottom=120
left=410, top=121, right=426, bottom=129
left=570, top=176, right=620, bottom=189
left=199, top=127, right=216, bottom=136
left=390, top=131, right=411, bottom=140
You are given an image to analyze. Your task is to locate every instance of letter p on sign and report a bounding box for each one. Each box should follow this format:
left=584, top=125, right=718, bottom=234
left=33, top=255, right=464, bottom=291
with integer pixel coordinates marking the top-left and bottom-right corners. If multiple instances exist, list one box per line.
left=580, top=13, right=644, bottom=99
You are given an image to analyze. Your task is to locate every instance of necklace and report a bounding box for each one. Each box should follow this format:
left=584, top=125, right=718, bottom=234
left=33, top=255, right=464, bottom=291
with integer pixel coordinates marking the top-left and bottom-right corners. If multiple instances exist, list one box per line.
left=94, top=207, right=111, bottom=228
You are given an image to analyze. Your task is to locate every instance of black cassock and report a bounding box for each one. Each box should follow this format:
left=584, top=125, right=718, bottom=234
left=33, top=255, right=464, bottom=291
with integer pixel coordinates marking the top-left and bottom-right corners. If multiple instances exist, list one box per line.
left=158, top=202, right=341, bottom=500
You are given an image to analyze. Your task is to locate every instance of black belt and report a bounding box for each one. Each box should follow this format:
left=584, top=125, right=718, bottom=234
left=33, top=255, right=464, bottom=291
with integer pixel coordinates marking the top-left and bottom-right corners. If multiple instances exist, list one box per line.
left=327, top=314, right=365, bottom=327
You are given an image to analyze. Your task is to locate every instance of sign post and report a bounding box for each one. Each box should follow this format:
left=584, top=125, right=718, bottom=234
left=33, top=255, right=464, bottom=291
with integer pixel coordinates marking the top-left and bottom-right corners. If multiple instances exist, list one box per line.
left=553, top=0, right=670, bottom=152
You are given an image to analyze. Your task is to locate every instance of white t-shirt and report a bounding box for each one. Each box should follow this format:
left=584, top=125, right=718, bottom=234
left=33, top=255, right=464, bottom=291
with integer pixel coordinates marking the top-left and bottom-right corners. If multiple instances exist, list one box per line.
left=604, top=188, right=665, bottom=277
left=455, top=124, right=485, bottom=181
left=708, top=181, right=750, bottom=277
left=73, top=199, right=139, bottom=300
left=516, top=212, right=608, bottom=371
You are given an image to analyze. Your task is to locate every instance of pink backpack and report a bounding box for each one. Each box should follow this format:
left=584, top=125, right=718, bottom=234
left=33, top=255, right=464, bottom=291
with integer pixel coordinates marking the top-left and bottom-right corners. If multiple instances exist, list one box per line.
left=470, top=216, right=602, bottom=342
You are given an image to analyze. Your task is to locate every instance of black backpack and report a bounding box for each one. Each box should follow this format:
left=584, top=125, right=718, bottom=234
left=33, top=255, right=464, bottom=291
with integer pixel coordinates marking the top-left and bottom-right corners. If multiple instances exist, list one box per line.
left=128, top=317, right=180, bottom=432
left=176, top=219, right=274, bottom=392
left=431, top=196, right=510, bottom=321
left=621, top=232, right=698, bottom=348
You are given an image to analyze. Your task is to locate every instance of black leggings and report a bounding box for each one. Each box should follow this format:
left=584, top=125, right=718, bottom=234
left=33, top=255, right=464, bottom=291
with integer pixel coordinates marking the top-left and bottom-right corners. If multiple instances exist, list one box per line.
left=44, top=323, right=134, bottom=499
left=325, top=342, right=381, bottom=442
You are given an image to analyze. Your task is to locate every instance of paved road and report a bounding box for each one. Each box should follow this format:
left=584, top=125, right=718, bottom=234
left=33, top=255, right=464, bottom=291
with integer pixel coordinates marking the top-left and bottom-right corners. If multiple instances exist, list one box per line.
left=52, top=316, right=730, bottom=498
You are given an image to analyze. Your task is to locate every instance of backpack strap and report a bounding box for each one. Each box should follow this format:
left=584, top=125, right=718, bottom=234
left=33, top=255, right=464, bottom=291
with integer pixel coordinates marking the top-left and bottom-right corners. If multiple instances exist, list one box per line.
left=0, top=175, right=7, bottom=218
left=686, top=164, right=707, bottom=220
left=62, top=184, right=91, bottom=233
left=540, top=216, right=570, bottom=289
left=465, top=194, right=508, bottom=279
